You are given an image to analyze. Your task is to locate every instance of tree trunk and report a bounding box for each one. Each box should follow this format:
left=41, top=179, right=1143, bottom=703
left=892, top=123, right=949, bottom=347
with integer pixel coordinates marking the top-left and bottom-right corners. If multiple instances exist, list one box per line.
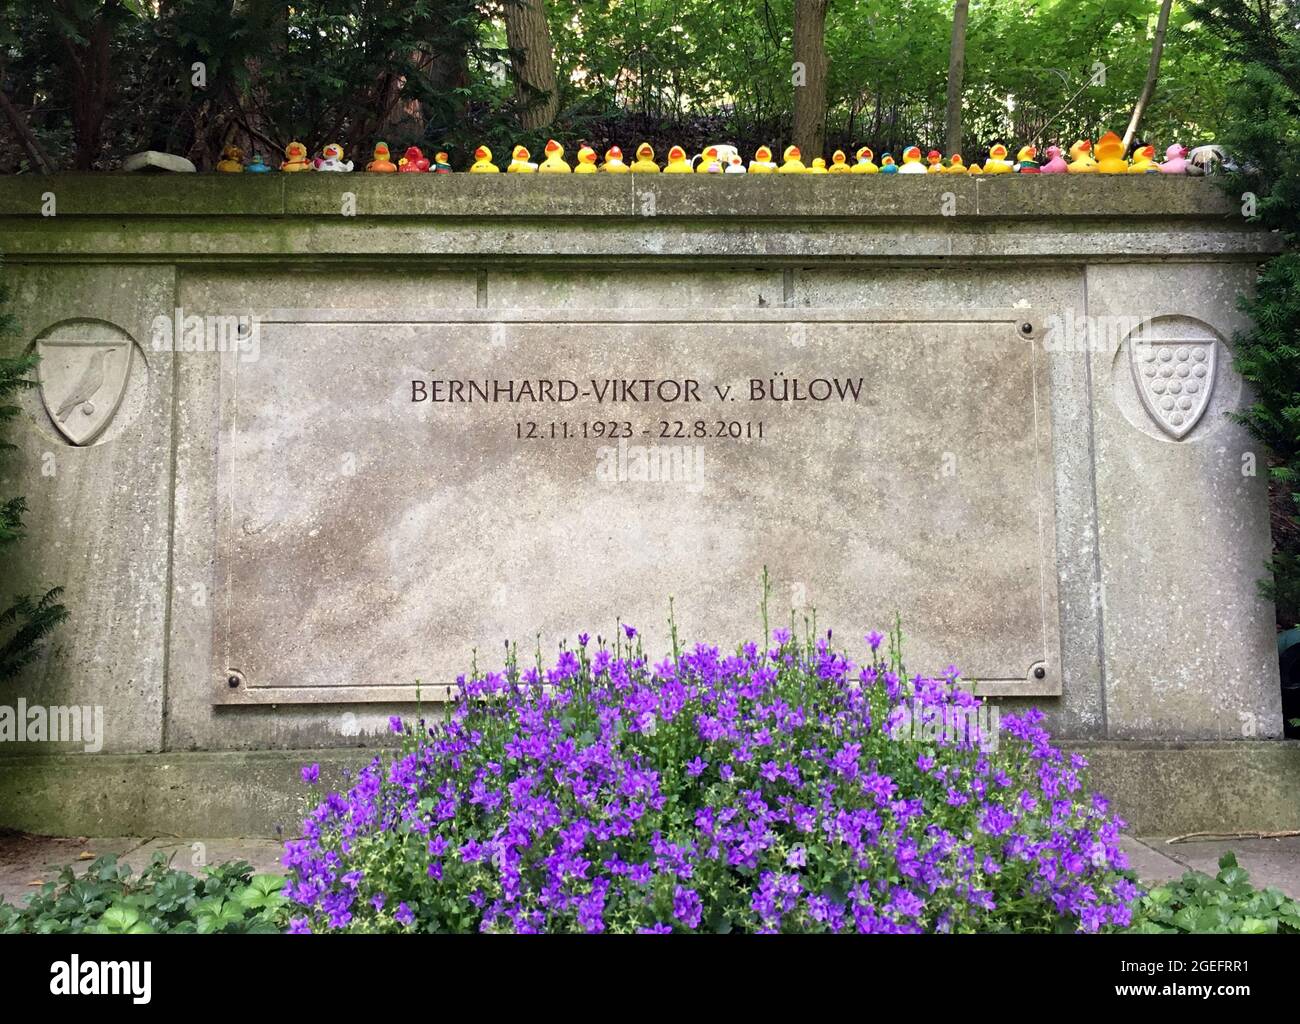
left=792, top=0, right=830, bottom=158
left=503, top=0, right=559, bottom=131
left=1123, top=0, right=1174, bottom=151
left=944, top=0, right=970, bottom=155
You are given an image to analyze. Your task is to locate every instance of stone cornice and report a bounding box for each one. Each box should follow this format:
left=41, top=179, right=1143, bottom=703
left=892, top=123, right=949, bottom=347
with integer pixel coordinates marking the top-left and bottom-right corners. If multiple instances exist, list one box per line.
left=0, top=174, right=1280, bottom=263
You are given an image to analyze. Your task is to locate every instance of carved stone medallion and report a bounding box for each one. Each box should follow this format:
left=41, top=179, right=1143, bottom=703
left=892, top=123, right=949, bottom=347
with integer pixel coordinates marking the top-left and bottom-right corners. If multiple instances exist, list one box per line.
left=1128, top=317, right=1218, bottom=440
left=35, top=320, right=134, bottom=446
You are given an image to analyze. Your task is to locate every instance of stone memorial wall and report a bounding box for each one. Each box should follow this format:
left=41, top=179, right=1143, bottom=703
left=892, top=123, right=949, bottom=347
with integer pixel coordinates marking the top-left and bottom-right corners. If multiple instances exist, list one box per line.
left=0, top=174, right=1295, bottom=835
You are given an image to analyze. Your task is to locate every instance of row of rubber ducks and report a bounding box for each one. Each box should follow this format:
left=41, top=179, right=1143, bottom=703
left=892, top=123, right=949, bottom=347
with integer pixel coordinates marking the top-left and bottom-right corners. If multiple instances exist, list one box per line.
left=216, top=131, right=1196, bottom=176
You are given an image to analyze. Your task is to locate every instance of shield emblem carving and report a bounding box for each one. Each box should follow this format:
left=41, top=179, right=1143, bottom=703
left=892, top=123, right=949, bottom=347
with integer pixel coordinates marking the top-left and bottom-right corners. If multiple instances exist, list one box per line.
left=36, top=324, right=134, bottom=446
left=1129, top=322, right=1218, bottom=440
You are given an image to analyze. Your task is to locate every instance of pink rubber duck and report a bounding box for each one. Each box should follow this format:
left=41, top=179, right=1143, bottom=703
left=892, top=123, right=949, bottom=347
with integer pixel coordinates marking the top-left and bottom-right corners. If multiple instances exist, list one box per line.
left=1159, top=143, right=1189, bottom=174
left=1039, top=145, right=1068, bottom=173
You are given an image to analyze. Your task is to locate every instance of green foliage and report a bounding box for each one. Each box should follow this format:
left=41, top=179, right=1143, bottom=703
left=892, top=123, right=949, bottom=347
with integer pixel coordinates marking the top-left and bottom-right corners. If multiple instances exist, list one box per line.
left=0, top=853, right=291, bottom=934
left=1129, top=851, right=1300, bottom=934
left=0, top=0, right=1237, bottom=171
left=1189, top=2, right=1300, bottom=625
left=0, top=268, right=67, bottom=682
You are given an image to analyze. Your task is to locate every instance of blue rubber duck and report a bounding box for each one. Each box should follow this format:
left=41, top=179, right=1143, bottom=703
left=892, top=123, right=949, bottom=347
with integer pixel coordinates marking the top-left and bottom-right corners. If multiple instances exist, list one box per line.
left=879, top=153, right=898, bottom=174
left=245, top=152, right=273, bottom=173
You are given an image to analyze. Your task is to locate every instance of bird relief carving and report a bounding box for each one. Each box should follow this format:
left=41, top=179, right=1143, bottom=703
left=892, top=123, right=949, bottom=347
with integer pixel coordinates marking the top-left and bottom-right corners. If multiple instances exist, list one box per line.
left=36, top=323, right=134, bottom=445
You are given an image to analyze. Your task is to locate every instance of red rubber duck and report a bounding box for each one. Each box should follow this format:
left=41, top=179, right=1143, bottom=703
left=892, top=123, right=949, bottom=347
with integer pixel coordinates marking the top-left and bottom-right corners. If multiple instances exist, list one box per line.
left=399, top=146, right=429, bottom=173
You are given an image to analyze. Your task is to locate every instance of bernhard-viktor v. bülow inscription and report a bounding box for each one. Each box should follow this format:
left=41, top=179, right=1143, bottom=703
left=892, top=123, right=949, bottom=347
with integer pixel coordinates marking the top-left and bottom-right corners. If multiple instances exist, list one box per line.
left=214, top=310, right=1059, bottom=704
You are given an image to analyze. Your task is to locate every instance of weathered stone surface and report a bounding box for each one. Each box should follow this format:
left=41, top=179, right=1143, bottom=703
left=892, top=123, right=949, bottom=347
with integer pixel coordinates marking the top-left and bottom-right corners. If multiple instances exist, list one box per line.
left=209, top=311, right=1058, bottom=703
left=0, top=179, right=1290, bottom=839
left=1, top=743, right=1294, bottom=838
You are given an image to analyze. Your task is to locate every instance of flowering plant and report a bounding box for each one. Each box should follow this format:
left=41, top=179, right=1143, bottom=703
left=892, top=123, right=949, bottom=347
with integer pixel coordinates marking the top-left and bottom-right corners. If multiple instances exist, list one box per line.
left=284, top=621, right=1138, bottom=933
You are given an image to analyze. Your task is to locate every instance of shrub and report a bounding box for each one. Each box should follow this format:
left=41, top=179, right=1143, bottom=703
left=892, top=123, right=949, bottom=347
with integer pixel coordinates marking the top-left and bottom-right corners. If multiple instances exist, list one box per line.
left=1130, top=851, right=1300, bottom=935
left=284, top=623, right=1139, bottom=934
left=0, top=266, right=67, bottom=681
left=0, top=852, right=290, bottom=934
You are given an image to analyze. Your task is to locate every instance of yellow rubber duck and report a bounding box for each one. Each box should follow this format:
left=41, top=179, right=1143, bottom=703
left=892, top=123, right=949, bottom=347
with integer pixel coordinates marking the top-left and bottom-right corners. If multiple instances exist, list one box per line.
left=469, top=145, right=499, bottom=173
left=778, top=145, right=806, bottom=173
left=1066, top=139, right=1097, bottom=173
left=926, top=150, right=944, bottom=173
left=851, top=146, right=878, bottom=173
left=694, top=145, right=723, bottom=173
left=663, top=145, right=692, bottom=173
left=629, top=143, right=659, bottom=173
left=1127, top=143, right=1159, bottom=173
left=748, top=145, right=777, bottom=173
left=601, top=146, right=628, bottom=173
left=573, top=145, right=599, bottom=174
left=280, top=140, right=312, bottom=172
left=1014, top=145, right=1040, bottom=173
left=1094, top=131, right=1128, bottom=173
left=898, top=146, right=927, bottom=174
left=828, top=149, right=851, bottom=173
left=366, top=142, right=397, bottom=172
left=944, top=154, right=966, bottom=174
left=216, top=145, right=244, bottom=173
left=966, top=161, right=983, bottom=175
left=982, top=143, right=1014, bottom=174
left=538, top=139, right=571, bottom=173
left=506, top=145, right=536, bottom=173
left=808, top=157, right=829, bottom=174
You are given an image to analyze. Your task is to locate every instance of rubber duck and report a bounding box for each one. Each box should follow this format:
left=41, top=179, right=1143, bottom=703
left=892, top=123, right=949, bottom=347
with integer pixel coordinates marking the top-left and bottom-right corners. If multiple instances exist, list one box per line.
left=663, top=145, right=693, bottom=173
left=601, top=146, right=628, bottom=173
left=1093, top=131, right=1128, bottom=173
left=573, top=145, right=599, bottom=174
left=725, top=154, right=747, bottom=173
left=470, top=145, right=500, bottom=173
left=398, top=146, right=429, bottom=173
left=1039, top=145, right=1068, bottom=173
left=778, top=145, right=806, bottom=173
left=926, top=150, right=944, bottom=173
left=1014, top=145, right=1039, bottom=173
left=808, top=157, right=829, bottom=174
left=1066, top=139, right=1096, bottom=173
left=538, top=139, right=570, bottom=173
left=982, top=143, right=1014, bottom=174
left=366, top=142, right=397, bottom=172
left=898, top=146, right=927, bottom=174
left=1128, top=143, right=1159, bottom=173
left=245, top=152, right=272, bottom=173
left=748, top=145, right=777, bottom=173
left=879, top=153, right=898, bottom=173
left=216, top=145, right=245, bottom=173
left=315, top=142, right=353, bottom=172
left=694, top=145, right=724, bottom=173
left=630, top=143, right=659, bottom=173
left=280, top=140, right=312, bottom=172
left=433, top=152, right=452, bottom=173
left=851, top=146, right=878, bottom=173
left=1159, top=143, right=1189, bottom=175
left=507, top=145, right=536, bottom=173
left=966, top=160, right=983, bottom=174
left=828, top=149, right=851, bottom=173
left=943, top=154, right=966, bottom=174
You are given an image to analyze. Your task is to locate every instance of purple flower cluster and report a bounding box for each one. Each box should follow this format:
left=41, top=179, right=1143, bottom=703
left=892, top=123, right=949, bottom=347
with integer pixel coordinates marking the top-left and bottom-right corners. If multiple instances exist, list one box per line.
left=283, top=628, right=1137, bottom=933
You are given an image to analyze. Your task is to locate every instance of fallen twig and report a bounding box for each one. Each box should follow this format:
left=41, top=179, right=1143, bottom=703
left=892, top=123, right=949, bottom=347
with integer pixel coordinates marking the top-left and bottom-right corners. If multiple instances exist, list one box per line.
left=1165, top=830, right=1300, bottom=844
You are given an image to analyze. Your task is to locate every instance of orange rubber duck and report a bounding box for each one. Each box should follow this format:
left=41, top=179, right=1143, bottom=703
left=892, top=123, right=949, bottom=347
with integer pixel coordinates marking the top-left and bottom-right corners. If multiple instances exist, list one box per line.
left=366, top=142, right=397, bottom=173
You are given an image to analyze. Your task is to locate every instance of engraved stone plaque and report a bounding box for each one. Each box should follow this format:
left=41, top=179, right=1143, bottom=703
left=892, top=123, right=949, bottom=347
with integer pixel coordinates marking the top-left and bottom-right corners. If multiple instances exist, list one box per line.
left=215, top=308, right=1060, bottom=703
